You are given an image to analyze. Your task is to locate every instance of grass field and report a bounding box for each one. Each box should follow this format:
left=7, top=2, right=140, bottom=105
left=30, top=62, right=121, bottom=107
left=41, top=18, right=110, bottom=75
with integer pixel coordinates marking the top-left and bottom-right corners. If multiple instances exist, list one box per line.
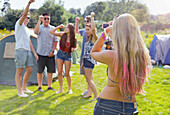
left=0, top=64, right=169, bottom=115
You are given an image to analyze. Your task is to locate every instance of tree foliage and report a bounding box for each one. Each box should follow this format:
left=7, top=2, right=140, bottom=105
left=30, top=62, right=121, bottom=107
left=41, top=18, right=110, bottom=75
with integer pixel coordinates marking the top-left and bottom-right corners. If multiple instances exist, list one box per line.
left=38, top=0, right=66, bottom=26
left=1, top=0, right=168, bottom=33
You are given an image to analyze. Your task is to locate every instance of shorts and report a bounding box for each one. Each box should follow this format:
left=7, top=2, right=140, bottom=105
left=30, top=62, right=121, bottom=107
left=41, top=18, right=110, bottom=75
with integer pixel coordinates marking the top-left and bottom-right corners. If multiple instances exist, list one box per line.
left=57, top=49, right=71, bottom=61
left=83, top=58, right=94, bottom=69
left=14, top=49, right=33, bottom=68
left=94, top=98, right=138, bottom=115
left=37, top=54, right=56, bottom=73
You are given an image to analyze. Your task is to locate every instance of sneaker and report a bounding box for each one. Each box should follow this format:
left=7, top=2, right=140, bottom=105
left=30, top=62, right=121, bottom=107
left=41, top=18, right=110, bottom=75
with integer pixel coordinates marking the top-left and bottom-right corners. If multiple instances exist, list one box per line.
left=38, top=87, right=43, bottom=92
left=23, top=89, right=34, bottom=94
left=47, top=87, right=56, bottom=91
left=56, top=90, right=63, bottom=94
left=18, top=92, right=29, bottom=97
left=68, top=90, right=73, bottom=94
left=81, top=90, right=88, bottom=95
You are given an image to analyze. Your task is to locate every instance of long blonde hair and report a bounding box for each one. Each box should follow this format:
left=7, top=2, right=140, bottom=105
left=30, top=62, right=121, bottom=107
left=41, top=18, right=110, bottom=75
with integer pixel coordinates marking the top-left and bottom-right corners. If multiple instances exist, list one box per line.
left=112, top=13, right=151, bottom=95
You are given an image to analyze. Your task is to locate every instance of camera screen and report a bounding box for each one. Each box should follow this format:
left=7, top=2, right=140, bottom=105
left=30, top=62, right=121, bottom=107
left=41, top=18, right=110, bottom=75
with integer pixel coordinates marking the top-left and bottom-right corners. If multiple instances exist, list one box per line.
left=103, top=23, right=109, bottom=28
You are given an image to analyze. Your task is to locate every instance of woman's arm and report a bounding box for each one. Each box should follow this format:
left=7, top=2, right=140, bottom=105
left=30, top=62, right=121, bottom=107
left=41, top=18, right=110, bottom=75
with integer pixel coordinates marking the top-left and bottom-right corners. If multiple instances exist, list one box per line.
left=49, top=24, right=65, bottom=37
left=90, top=27, right=114, bottom=65
left=91, top=12, right=98, bottom=43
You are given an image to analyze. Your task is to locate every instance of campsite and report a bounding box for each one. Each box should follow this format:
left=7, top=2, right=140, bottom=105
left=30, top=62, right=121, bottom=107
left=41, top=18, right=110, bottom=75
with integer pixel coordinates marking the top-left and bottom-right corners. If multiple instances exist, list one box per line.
left=0, top=0, right=170, bottom=115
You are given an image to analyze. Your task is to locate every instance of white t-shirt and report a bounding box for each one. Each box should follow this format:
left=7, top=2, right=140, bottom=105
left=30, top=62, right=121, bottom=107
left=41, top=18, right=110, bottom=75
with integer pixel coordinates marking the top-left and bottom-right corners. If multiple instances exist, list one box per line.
left=15, top=20, right=31, bottom=51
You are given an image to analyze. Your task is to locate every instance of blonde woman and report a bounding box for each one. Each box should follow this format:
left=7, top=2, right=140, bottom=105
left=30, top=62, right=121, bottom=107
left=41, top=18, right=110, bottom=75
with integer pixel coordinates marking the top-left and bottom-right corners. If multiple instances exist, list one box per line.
left=91, top=13, right=151, bottom=114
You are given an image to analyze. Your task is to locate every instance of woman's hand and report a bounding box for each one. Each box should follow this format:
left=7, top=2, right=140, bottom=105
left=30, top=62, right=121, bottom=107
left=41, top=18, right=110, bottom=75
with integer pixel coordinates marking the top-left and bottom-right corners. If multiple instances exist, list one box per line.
left=81, top=63, right=84, bottom=69
left=91, top=12, right=95, bottom=18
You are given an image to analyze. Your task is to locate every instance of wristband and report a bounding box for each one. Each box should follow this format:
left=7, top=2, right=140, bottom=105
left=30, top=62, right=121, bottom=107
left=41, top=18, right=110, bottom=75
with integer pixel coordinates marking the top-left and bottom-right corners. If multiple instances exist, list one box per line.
left=101, top=32, right=106, bottom=40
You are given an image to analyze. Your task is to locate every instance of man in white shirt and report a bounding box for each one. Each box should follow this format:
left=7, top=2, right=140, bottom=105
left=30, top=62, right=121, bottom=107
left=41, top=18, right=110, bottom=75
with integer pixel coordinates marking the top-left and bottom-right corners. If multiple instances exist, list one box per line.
left=14, top=0, right=38, bottom=97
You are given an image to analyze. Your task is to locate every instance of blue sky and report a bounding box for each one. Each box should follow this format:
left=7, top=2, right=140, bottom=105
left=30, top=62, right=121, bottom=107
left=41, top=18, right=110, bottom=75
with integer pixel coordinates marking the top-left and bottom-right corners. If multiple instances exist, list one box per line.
left=0, top=0, right=170, bottom=15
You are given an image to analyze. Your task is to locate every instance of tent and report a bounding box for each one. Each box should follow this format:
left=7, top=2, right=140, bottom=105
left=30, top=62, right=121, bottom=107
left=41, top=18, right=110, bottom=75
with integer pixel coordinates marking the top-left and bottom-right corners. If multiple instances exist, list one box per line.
left=0, top=33, right=49, bottom=85
left=149, top=34, right=170, bottom=65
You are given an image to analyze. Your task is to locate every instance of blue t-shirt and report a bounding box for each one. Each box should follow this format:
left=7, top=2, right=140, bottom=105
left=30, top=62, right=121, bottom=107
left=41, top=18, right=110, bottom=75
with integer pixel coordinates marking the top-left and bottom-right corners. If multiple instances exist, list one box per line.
left=79, top=29, right=87, bottom=56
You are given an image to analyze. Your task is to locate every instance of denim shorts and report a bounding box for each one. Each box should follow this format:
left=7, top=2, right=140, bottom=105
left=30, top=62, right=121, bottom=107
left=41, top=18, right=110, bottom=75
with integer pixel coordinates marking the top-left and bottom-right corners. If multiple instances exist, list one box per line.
left=83, top=58, right=94, bottom=69
left=37, top=54, right=56, bottom=73
left=57, top=49, right=71, bottom=61
left=94, top=98, right=138, bottom=115
left=14, top=49, right=33, bottom=68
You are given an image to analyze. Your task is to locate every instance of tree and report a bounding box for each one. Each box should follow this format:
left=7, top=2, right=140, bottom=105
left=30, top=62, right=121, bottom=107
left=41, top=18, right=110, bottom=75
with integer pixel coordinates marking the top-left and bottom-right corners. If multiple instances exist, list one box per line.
left=2, top=9, right=23, bottom=30
left=83, top=2, right=106, bottom=20
left=131, top=3, right=149, bottom=24
left=69, top=8, right=81, bottom=16
left=38, top=0, right=66, bottom=26
left=1, top=0, right=11, bottom=15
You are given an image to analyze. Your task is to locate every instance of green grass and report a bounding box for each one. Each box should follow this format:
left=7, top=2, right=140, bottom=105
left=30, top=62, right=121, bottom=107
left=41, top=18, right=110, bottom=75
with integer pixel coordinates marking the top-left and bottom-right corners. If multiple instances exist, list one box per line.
left=0, top=64, right=170, bottom=115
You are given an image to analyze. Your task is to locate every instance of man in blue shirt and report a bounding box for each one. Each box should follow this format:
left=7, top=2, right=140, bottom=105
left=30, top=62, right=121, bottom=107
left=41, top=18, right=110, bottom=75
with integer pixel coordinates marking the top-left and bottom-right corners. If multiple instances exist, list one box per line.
left=34, top=13, right=58, bottom=91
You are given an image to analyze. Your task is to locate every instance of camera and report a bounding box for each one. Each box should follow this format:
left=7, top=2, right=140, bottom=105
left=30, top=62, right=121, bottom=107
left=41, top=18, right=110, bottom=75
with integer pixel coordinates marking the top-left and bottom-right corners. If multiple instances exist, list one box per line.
left=102, top=23, right=109, bottom=28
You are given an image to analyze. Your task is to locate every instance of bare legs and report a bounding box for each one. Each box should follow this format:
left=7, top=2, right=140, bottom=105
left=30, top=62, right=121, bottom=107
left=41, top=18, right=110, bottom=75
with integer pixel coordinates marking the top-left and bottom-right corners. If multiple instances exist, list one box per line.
left=84, top=68, right=98, bottom=100
left=56, top=59, right=64, bottom=93
left=37, top=73, right=43, bottom=88
left=57, top=59, right=72, bottom=94
left=15, top=66, right=32, bottom=95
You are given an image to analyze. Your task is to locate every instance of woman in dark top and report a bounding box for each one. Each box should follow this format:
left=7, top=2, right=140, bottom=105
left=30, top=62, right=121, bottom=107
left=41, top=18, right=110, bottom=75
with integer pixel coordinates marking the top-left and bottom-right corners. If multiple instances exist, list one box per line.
left=50, top=23, right=77, bottom=94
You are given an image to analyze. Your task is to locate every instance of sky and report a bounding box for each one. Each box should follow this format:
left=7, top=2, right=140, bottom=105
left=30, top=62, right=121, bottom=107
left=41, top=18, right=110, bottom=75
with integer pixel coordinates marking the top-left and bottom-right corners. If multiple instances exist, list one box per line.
left=0, top=0, right=170, bottom=15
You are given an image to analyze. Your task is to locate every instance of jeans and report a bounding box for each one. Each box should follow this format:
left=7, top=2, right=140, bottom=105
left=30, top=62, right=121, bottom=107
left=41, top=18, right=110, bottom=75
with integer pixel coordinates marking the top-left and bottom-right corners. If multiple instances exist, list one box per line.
left=94, top=98, right=138, bottom=115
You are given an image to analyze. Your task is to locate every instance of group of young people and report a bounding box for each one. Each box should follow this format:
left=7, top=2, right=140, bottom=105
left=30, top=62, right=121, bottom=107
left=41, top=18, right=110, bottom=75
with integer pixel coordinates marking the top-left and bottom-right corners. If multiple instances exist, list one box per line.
left=14, top=0, right=152, bottom=114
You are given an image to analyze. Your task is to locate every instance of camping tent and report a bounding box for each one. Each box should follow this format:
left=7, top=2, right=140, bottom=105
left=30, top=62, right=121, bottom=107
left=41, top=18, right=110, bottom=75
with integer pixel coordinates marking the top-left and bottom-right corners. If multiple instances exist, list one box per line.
left=149, top=34, right=170, bottom=65
left=0, top=33, right=49, bottom=85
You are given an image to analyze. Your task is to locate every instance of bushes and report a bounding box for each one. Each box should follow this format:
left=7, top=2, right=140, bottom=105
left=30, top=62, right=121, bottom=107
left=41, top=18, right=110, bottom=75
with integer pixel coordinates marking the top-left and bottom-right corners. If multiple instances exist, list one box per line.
left=0, top=28, right=14, bottom=40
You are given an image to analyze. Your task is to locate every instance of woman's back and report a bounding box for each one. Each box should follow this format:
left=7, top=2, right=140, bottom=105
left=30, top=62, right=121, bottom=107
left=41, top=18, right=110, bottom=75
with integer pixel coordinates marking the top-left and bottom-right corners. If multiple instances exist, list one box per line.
left=98, top=50, right=137, bottom=102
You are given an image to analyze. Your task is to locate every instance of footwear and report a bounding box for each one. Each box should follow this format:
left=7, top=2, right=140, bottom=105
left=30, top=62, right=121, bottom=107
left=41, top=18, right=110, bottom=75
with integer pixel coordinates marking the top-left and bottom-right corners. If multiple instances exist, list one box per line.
left=91, top=97, right=98, bottom=101
left=18, top=92, right=29, bottom=97
left=81, top=90, right=88, bottom=95
left=47, top=87, right=56, bottom=91
left=56, top=90, right=63, bottom=94
left=23, top=89, right=33, bottom=94
left=68, top=90, right=73, bottom=94
left=84, top=95, right=91, bottom=98
left=38, top=87, right=43, bottom=92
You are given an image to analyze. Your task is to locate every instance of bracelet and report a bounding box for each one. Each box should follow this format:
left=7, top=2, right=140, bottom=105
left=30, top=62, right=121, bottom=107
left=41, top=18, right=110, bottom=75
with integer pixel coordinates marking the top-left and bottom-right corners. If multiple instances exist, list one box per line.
left=29, top=1, right=31, bottom=4
left=101, top=32, right=106, bottom=40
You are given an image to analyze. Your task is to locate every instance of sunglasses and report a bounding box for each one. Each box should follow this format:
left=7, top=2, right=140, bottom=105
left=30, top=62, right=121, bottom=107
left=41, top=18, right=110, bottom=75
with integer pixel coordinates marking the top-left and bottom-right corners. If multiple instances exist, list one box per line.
left=27, top=17, right=30, bottom=19
left=84, top=20, right=89, bottom=23
left=44, top=17, right=50, bottom=20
